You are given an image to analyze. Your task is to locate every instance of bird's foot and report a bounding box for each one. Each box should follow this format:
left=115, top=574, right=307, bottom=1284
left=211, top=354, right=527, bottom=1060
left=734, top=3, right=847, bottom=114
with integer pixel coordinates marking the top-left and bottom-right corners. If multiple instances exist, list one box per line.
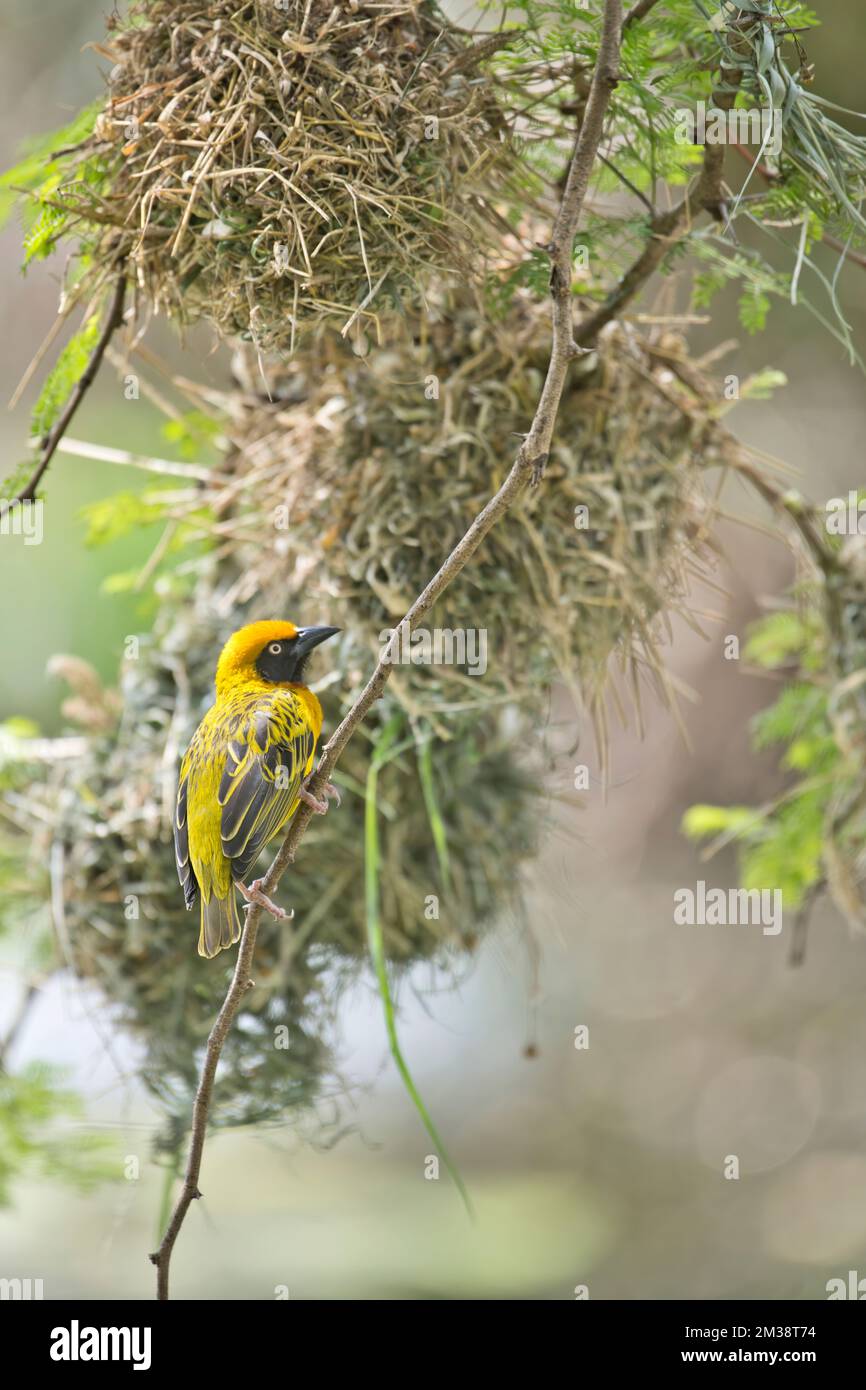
left=299, top=777, right=341, bottom=816
left=237, top=878, right=293, bottom=922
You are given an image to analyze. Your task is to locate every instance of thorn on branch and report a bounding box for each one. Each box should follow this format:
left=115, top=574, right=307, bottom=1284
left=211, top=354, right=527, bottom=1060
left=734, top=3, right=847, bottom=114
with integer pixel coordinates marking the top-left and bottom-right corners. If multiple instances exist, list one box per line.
left=530, top=453, right=549, bottom=487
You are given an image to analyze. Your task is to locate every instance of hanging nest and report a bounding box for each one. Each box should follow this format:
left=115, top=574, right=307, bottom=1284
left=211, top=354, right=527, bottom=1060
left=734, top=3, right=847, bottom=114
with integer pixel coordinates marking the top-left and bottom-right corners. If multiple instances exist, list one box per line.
left=186, top=294, right=729, bottom=742
left=55, top=0, right=513, bottom=350
left=10, top=572, right=541, bottom=1146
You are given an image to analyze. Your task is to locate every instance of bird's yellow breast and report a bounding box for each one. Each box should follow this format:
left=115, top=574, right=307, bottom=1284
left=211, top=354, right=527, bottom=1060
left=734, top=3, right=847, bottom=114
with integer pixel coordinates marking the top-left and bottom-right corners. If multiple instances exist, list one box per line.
left=181, top=677, right=322, bottom=896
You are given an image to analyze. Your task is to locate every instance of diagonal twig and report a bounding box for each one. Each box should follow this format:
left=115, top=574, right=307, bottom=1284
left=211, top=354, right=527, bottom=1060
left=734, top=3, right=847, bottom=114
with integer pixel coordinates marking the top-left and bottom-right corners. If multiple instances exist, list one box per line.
left=149, top=0, right=624, bottom=1301
left=575, top=51, right=744, bottom=346
left=4, top=273, right=127, bottom=508
left=623, top=0, right=663, bottom=29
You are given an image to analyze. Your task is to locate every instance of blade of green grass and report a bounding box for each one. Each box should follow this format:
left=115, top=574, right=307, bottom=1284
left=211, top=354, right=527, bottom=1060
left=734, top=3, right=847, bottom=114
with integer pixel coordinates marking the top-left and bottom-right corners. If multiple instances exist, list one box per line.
left=365, top=715, right=473, bottom=1218
left=415, top=729, right=452, bottom=892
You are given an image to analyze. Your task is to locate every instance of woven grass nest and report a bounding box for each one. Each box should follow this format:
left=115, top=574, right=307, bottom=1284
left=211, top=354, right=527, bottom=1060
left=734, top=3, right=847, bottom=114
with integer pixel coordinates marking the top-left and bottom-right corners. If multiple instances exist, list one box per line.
left=199, top=295, right=728, bottom=742
left=30, top=578, right=540, bottom=1140
left=65, top=0, right=511, bottom=350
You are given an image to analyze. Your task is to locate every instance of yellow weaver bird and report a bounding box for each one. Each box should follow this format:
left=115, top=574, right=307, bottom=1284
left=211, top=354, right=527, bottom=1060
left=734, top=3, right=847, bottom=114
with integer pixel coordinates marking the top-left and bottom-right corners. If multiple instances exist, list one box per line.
left=174, top=620, right=340, bottom=958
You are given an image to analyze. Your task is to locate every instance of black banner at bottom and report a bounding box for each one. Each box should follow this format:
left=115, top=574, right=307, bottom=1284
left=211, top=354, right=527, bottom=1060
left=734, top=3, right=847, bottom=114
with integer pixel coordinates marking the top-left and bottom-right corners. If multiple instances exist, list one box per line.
left=2, top=1298, right=859, bottom=1374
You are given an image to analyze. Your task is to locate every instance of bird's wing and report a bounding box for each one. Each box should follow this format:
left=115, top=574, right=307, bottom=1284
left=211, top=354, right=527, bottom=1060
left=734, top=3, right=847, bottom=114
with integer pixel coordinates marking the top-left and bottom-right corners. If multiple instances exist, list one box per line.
left=218, top=695, right=315, bottom=883
left=174, top=755, right=199, bottom=909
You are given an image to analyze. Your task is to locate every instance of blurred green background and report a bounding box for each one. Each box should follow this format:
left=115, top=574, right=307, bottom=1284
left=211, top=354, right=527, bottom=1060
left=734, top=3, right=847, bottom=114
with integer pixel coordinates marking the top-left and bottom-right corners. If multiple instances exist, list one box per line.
left=2, top=0, right=866, bottom=1300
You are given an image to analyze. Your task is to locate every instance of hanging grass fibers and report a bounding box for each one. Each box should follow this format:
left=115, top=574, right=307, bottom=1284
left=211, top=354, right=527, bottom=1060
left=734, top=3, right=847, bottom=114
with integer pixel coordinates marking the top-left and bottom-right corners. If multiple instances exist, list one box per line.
left=202, top=297, right=728, bottom=739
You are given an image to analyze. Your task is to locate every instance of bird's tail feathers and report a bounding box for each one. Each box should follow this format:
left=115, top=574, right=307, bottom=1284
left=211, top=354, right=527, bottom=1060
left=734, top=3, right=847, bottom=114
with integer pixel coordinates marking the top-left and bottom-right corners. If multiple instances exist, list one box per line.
left=198, top=889, right=242, bottom=958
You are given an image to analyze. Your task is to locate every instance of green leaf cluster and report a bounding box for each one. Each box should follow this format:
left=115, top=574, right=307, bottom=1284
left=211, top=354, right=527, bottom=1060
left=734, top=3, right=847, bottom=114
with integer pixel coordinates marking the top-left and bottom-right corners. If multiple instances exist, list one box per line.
left=30, top=316, right=100, bottom=442
left=682, top=607, right=843, bottom=908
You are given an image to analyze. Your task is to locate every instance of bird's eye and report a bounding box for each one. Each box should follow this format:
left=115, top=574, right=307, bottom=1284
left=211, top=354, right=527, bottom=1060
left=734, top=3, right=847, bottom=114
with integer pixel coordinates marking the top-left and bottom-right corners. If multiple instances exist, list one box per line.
left=267, top=642, right=282, bottom=655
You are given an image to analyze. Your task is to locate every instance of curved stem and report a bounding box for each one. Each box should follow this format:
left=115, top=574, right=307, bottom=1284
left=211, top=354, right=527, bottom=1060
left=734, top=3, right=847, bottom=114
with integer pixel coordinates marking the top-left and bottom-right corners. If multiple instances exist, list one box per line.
left=6, top=272, right=126, bottom=506
left=150, top=0, right=624, bottom=1299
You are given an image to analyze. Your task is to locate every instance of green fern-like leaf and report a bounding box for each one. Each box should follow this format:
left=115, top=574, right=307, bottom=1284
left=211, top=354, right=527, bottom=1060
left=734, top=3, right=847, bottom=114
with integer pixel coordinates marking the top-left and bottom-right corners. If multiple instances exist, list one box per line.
left=740, top=791, right=826, bottom=909
left=30, top=315, right=100, bottom=441
left=738, top=285, right=772, bottom=334
left=751, top=682, right=825, bottom=747
left=80, top=490, right=171, bottom=547
left=0, top=100, right=101, bottom=226
left=743, top=610, right=816, bottom=669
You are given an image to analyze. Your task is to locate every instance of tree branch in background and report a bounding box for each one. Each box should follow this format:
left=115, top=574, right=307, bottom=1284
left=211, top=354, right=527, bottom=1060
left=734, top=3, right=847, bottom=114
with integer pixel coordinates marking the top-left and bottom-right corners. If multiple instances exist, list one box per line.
left=575, top=57, right=744, bottom=346
left=623, top=0, right=663, bottom=29
left=149, top=0, right=624, bottom=1301
left=645, top=336, right=835, bottom=571
left=0, top=980, right=41, bottom=1072
left=5, top=272, right=126, bottom=507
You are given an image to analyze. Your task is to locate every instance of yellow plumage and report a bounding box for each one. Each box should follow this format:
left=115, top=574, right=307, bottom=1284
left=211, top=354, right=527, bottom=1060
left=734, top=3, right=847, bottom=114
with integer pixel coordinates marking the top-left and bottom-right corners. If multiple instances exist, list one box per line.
left=174, top=619, right=339, bottom=957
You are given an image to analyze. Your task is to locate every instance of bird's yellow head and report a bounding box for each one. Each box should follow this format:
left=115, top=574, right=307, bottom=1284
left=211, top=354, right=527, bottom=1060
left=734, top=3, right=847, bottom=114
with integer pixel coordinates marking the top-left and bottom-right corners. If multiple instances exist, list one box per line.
left=215, top=620, right=340, bottom=696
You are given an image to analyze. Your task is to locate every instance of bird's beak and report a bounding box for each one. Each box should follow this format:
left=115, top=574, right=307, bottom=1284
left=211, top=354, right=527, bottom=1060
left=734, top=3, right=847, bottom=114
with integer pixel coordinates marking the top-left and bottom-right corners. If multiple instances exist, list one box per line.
left=294, top=625, right=341, bottom=657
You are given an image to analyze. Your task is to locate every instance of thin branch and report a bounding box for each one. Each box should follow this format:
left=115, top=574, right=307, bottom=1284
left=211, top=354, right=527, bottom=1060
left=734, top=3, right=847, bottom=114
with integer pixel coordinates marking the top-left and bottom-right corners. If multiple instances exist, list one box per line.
left=439, top=30, right=518, bottom=79
left=623, top=0, right=663, bottom=29
left=149, top=0, right=624, bottom=1301
left=4, top=273, right=126, bottom=507
left=645, top=337, right=835, bottom=570
left=575, top=59, right=743, bottom=346
left=598, top=151, right=655, bottom=213
left=0, top=979, right=42, bottom=1072
left=149, top=918, right=260, bottom=1298
left=56, top=436, right=222, bottom=483
left=726, top=449, right=835, bottom=572
left=788, top=883, right=820, bottom=967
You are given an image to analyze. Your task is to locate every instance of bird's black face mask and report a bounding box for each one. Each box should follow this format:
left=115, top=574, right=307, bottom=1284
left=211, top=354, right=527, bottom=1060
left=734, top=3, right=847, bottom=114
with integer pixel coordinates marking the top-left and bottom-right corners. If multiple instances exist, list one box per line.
left=255, top=626, right=340, bottom=685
